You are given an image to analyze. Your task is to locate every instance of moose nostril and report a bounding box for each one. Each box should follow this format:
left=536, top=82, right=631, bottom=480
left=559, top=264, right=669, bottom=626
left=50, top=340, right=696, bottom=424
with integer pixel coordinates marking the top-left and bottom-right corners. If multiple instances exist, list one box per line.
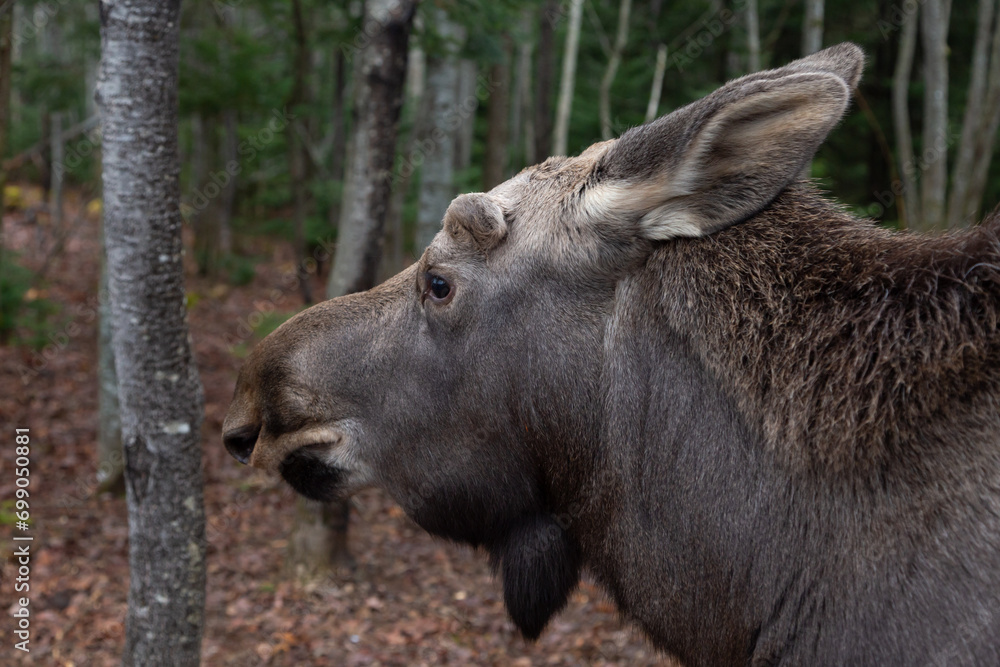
left=223, top=424, right=261, bottom=465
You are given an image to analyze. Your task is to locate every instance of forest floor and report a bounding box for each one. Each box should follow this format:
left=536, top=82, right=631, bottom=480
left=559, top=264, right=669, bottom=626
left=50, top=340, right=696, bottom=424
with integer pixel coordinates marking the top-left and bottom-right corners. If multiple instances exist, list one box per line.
left=0, top=189, right=674, bottom=666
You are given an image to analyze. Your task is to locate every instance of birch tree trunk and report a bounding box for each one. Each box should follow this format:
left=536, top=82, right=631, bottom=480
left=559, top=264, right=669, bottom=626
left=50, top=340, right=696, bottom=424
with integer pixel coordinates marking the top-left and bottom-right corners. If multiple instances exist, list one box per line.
left=453, top=60, right=477, bottom=173
left=384, top=45, right=425, bottom=276
left=599, top=0, right=632, bottom=140
left=97, top=248, right=124, bottom=495
left=414, top=10, right=462, bottom=254
left=553, top=0, right=583, bottom=156
left=963, top=5, right=1000, bottom=226
left=534, top=0, right=558, bottom=162
left=510, top=13, right=534, bottom=170
left=892, top=3, right=920, bottom=229
left=98, top=1, right=206, bottom=664
left=947, top=0, right=994, bottom=227
left=326, top=49, right=349, bottom=241
left=483, top=44, right=511, bottom=190
left=746, top=0, right=761, bottom=72
left=919, top=0, right=951, bottom=230
left=645, top=44, right=667, bottom=122
left=327, top=0, right=414, bottom=304
left=802, top=0, right=824, bottom=55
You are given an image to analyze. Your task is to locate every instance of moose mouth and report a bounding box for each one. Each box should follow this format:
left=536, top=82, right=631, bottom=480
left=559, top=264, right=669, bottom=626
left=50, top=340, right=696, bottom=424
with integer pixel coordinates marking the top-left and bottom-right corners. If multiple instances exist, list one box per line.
left=278, top=444, right=349, bottom=502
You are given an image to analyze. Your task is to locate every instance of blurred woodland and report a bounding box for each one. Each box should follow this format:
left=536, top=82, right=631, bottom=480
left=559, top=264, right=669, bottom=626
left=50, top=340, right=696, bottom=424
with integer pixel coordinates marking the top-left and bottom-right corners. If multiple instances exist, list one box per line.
left=2, top=0, right=1000, bottom=664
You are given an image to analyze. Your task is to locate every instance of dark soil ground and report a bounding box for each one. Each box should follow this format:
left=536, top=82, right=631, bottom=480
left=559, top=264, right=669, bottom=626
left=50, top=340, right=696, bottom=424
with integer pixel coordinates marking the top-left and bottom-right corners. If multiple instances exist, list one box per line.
left=0, top=190, right=674, bottom=666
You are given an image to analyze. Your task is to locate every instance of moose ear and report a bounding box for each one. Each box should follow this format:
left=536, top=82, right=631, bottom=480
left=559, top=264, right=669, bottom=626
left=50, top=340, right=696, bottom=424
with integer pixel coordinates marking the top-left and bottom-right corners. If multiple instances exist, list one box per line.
left=443, top=193, right=507, bottom=252
left=589, top=43, right=864, bottom=240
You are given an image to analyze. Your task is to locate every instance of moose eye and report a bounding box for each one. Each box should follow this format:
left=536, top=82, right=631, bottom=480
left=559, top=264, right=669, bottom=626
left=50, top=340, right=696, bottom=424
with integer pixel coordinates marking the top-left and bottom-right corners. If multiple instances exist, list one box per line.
left=425, top=273, right=452, bottom=303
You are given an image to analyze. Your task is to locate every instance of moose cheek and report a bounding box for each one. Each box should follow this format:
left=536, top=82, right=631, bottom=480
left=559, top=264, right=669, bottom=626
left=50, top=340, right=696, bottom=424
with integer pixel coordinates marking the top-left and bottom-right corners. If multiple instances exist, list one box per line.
left=278, top=447, right=347, bottom=503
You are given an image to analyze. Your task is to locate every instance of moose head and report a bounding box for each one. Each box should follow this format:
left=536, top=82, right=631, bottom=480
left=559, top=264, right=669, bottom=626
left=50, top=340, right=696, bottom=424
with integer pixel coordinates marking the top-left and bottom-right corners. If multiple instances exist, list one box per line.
left=225, top=43, right=1000, bottom=664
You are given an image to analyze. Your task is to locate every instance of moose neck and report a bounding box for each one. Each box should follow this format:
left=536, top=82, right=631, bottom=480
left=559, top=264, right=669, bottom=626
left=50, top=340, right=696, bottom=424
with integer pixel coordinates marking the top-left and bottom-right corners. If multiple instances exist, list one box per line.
left=578, top=185, right=1000, bottom=665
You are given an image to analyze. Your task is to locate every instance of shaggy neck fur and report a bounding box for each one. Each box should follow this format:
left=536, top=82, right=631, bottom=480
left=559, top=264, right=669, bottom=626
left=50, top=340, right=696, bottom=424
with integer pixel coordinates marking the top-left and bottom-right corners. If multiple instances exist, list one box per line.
left=652, top=184, right=1000, bottom=476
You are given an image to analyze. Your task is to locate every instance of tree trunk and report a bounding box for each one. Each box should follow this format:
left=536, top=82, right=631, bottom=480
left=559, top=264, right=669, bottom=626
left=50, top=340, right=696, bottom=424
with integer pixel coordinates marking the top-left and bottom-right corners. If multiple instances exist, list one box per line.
left=219, top=109, right=237, bottom=255
left=50, top=112, right=64, bottom=231
left=483, top=45, right=511, bottom=190
left=919, top=0, right=951, bottom=230
left=453, top=59, right=477, bottom=173
left=97, top=246, right=124, bottom=495
left=326, top=49, right=348, bottom=239
left=302, top=0, right=413, bottom=581
left=384, top=44, right=425, bottom=277
left=289, top=0, right=312, bottom=304
left=746, top=0, right=761, bottom=72
left=98, top=1, right=206, bottom=664
left=946, top=0, right=994, bottom=227
left=892, top=2, right=920, bottom=229
left=413, top=10, right=462, bottom=254
left=599, top=0, right=632, bottom=140
left=552, top=0, right=583, bottom=156
left=645, top=44, right=668, bottom=122
left=0, top=3, right=12, bottom=213
left=963, top=3, right=1000, bottom=226
left=510, top=14, right=534, bottom=170
left=802, top=0, right=825, bottom=55
left=533, top=0, right=559, bottom=162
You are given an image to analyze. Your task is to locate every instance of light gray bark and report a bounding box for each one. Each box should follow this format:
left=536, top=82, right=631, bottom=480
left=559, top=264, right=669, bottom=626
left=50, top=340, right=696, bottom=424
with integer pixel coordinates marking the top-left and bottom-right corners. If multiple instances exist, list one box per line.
left=746, top=0, right=761, bottom=72
left=600, top=0, right=632, bottom=140
left=97, top=247, right=124, bottom=494
left=453, top=59, right=477, bottom=173
left=919, top=0, right=951, bottom=230
left=414, top=9, right=462, bottom=254
left=947, top=0, right=995, bottom=227
left=98, top=1, right=206, bottom=664
left=510, top=14, right=534, bottom=169
left=645, top=44, right=668, bottom=123
left=892, top=2, right=920, bottom=229
left=384, top=44, right=425, bottom=277
left=552, top=0, right=583, bottom=156
left=964, top=2, right=1000, bottom=226
left=307, top=0, right=414, bottom=580
left=328, top=0, right=415, bottom=296
left=802, top=0, right=824, bottom=55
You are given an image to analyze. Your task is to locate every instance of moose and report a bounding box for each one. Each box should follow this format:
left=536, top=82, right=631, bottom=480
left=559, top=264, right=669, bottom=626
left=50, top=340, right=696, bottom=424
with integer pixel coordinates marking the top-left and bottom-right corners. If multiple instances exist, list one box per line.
left=224, top=44, right=1000, bottom=665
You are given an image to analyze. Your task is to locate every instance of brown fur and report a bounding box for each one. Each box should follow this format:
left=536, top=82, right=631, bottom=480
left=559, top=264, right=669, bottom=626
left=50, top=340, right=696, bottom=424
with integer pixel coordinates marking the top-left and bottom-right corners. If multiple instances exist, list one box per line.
left=657, top=186, right=1000, bottom=475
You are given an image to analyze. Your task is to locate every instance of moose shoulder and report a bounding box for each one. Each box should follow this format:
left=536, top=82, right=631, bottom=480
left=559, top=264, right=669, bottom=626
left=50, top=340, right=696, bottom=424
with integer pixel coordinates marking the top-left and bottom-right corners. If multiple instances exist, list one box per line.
left=224, top=44, right=1000, bottom=666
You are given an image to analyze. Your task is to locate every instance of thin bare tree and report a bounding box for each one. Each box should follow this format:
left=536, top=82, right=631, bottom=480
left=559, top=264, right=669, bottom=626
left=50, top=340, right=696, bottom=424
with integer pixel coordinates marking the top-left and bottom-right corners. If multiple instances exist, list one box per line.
left=553, top=0, right=583, bottom=155
left=483, top=39, right=511, bottom=190
left=802, top=0, right=824, bottom=55
left=600, top=0, right=632, bottom=140
left=746, top=0, right=761, bottom=72
left=949, top=0, right=1000, bottom=227
left=414, top=8, right=462, bottom=253
left=98, top=0, right=206, bottom=663
left=892, top=3, right=920, bottom=229
left=919, top=0, right=951, bottom=230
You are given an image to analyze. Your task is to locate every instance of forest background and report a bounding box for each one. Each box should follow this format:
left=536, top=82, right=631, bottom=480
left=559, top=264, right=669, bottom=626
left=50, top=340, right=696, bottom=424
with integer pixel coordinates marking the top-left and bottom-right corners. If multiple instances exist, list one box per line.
left=1, top=0, right=998, bottom=664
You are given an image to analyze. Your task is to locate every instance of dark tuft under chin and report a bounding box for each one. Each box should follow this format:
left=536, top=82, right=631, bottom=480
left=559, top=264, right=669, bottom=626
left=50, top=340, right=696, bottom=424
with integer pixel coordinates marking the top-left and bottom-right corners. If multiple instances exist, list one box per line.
left=278, top=446, right=346, bottom=502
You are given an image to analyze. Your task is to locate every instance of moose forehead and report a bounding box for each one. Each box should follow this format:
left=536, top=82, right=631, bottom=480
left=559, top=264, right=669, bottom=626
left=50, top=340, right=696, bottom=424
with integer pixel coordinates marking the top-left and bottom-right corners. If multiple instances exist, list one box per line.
left=424, top=139, right=629, bottom=272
